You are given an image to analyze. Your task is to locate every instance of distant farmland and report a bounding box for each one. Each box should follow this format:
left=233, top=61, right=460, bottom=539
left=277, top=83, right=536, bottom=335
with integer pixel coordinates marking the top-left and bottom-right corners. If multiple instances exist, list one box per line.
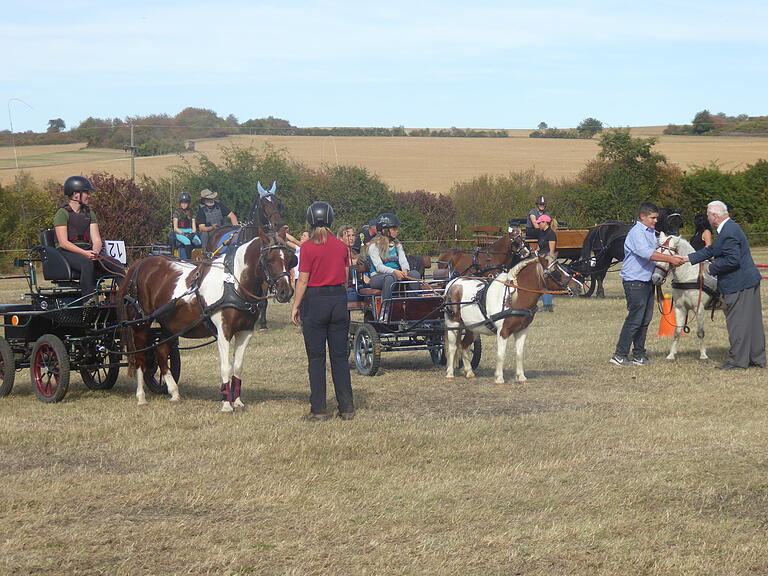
left=2, top=129, right=768, bottom=194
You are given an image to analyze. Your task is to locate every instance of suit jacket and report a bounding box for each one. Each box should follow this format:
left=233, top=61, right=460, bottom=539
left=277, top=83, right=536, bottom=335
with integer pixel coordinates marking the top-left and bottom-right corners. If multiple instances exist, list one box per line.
left=688, top=218, right=761, bottom=294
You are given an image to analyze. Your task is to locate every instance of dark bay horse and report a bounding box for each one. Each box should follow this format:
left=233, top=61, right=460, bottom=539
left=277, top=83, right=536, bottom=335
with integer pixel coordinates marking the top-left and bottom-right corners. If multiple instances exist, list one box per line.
left=444, top=255, right=586, bottom=383
left=207, top=181, right=284, bottom=329
left=437, top=229, right=530, bottom=277
left=574, top=208, right=682, bottom=298
left=119, top=226, right=295, bottom=412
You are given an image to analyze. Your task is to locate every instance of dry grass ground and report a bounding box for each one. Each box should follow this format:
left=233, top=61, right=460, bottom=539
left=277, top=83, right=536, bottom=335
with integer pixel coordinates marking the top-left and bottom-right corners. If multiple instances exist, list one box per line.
left=2, top=253, right=768, bottom=575
left=3, top=129, right=768, bottom=194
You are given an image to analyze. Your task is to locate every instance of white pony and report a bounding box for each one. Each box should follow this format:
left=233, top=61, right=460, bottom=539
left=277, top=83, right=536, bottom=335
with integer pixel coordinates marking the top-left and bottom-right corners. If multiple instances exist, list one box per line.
left=443, top=256, right=585, bottom=383
left=651, top=233, right=721, bottom=360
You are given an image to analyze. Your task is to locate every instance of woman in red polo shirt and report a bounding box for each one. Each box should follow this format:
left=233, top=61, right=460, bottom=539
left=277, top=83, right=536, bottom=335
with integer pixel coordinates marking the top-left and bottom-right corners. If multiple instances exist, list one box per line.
left=291, top=201, right=355, bottom=422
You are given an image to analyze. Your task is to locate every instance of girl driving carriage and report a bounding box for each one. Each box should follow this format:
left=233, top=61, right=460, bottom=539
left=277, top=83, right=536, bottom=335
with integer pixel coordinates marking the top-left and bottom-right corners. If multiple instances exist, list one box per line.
left=367, top=213, right=422, bottom=311
left=172, top=191, right=201, bottom=260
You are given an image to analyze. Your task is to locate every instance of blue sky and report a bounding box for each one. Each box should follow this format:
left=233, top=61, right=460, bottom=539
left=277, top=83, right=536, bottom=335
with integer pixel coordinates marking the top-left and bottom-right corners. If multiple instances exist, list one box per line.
left=2, top=0, right=766, bottom=133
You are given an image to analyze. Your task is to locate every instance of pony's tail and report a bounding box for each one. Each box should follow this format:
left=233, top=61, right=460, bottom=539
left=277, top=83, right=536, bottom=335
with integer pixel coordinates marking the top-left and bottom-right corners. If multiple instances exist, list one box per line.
left=117, top=264, right=138, bottom=377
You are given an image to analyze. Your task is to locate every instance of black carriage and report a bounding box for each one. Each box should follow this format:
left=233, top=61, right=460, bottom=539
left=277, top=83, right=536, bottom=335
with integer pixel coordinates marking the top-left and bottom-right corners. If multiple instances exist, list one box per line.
left=347, top=258, right=481, bottom=376
left=0, top=230, right=178, bottom=403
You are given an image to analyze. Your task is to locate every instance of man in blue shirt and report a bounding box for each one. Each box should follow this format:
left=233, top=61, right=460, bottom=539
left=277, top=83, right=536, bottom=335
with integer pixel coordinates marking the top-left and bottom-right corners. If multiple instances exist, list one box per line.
left=611, top=202, right=685, bottom=366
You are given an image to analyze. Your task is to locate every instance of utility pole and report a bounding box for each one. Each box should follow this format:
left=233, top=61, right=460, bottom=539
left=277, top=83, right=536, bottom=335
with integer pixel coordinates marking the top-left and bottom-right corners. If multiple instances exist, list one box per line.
left=124, top=123, right=138, bottom=181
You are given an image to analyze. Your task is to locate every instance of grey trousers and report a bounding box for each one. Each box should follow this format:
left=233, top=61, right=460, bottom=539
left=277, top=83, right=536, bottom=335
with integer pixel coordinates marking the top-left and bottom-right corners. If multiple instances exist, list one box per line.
left=723, top=284, right=766, bottom=368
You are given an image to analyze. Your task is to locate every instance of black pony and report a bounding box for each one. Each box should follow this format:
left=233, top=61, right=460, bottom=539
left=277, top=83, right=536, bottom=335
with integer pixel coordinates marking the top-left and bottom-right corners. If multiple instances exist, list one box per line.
left=574, top=208, right=682, bottom=298
left=206, top=181, right=285, bottom=329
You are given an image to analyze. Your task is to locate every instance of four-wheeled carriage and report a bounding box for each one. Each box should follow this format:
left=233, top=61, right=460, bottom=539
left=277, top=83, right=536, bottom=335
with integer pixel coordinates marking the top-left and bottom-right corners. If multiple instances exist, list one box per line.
left=348, top=257, right=481, bottom=376
left=0, top=230, right=179, bottom=403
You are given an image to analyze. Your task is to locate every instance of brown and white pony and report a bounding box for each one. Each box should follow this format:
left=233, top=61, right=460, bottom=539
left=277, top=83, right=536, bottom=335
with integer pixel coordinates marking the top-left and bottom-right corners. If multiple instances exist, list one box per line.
left=119, top=226, right=294, bottom=412
left=437, top=229, right=530, bottom=278
left=443, top=256, right=585, bottom=383
left=206, top=181, right=284, bottom=330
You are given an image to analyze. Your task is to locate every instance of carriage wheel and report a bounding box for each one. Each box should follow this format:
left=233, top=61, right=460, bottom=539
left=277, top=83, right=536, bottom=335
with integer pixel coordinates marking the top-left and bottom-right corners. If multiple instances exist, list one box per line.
left=80, top=341, right=120, bottom=391
left=432, top=337, right=482, bottom=370
left=143, top=344, right=181, bottom=395
left=31, top=334, right=70, bottom=403
left=580, top=274, right=596, bottom=298
left=0, top=337, right=16, bottom=397
left=353, top=324, right=381, bottom=376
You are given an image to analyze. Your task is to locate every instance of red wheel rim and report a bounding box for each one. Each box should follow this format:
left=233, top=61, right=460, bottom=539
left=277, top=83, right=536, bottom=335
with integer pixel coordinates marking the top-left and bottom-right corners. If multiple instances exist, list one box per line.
left=33, top=343, right=60, bottom=398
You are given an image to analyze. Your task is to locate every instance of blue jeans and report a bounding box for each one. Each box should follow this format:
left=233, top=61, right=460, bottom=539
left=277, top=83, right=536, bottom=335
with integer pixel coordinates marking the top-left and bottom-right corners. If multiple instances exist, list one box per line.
left=614, top=280, right=655, bottom=359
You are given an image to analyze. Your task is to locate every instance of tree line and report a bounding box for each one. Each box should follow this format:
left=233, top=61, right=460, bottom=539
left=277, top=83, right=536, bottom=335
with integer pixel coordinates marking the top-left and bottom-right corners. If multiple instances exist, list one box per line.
left=0, top=108, right=509, bottom=158
left=2, top=129, right=767, bottom=270
left=664, top=110, right=768, bottom=136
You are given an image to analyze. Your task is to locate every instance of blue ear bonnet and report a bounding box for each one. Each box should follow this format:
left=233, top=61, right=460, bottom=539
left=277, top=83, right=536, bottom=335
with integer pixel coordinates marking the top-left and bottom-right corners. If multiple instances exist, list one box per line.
left=257, top=180, right=277, bottom=199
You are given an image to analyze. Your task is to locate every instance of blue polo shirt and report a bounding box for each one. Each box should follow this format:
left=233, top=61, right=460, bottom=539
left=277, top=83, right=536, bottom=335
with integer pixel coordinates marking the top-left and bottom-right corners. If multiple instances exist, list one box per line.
left=620, top=220, right=658, bottom=282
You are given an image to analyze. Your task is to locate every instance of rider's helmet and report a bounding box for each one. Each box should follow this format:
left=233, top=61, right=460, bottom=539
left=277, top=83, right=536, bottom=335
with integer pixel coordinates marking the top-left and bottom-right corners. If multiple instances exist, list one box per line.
left=536, top=195, right=546, bottom=207
left=179, top=191, right=192, bottom=204
left=64, top=176, right=95, bottom=197
left=306, top=201, right=334, bottom=228
left=376, top=213, right=401, bottom=230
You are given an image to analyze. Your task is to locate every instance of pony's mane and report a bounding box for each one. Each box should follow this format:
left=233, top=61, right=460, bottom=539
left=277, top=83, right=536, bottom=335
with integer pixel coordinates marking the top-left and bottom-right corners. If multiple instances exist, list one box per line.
left=673, top=235, right=694, bottom=256
left=505, top=256, right=538, bottom=285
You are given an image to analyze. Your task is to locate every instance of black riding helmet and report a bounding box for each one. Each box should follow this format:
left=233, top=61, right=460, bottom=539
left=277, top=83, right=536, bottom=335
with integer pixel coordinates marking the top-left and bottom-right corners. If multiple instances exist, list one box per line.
left=306, top=201, right=334, bottom=228
left=179, top=191, right=192, bottom=204
left=64, top=176, right=95, bottom=197
left=376, top=213, right=401, bottom=230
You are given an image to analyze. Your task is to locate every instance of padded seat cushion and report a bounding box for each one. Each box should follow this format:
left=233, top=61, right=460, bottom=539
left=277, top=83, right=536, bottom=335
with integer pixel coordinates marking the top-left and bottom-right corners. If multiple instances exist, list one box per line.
left=358, top=288, right=382, bottom=296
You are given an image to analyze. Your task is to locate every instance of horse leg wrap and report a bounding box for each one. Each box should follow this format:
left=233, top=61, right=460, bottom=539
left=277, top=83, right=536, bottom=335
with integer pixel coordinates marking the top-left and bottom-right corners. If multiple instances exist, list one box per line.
left=231, top=376, right=242, bottom=400
left=220, top=381, right=232, bottom=403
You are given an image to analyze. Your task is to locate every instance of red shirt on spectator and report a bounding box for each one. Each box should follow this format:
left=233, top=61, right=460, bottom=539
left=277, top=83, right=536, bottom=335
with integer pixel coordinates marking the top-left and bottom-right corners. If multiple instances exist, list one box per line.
left=299, top=234, right=350, bottom=286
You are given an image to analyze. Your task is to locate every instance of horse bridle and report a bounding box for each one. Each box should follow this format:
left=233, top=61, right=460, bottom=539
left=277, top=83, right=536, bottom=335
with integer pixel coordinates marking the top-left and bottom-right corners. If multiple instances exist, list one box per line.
left=258, top=242, right=295, bottom=293
left=543, top=259, right=583, bottom=296
left=653, top=236, right=678, bottom=282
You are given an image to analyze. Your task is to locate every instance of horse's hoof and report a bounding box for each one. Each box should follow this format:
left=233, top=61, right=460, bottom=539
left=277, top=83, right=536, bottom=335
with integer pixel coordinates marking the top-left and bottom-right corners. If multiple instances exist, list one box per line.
left=220, top=402, right=234, bottom=413
left=494, top=380, right=505, bottom=386
left=233, top=398, right=245, bottom=409
left=446, top=376, right=455, bottom=381
left=666, top=355, right=675, bottom=361
left=137, top=399, right=148, bottom=406
left=169, top=396, right=181, bottom=403
left=466, top=373, right=476, bottom=380
left=258, top=326, right=269, bottom=332
left=517, top=378, right=528, bottom=384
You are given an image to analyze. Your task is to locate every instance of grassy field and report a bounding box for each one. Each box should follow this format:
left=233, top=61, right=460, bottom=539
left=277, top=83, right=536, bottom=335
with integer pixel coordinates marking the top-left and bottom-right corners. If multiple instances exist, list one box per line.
left=3, top=129, right=768, bottom=194
left=2, top=257, right=768, bottom=575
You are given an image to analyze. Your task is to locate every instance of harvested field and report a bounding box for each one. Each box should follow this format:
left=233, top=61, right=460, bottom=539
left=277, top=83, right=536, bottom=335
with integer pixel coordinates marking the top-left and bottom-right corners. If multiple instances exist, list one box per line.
left=2, top=254, right=768, bottom=575
left=3, top=129, right=768, bottom=194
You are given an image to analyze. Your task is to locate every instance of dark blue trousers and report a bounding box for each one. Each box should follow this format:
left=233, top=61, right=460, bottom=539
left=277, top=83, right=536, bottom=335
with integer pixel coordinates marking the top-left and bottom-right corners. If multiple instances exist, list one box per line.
left=300, top=285, right=354, bottom=415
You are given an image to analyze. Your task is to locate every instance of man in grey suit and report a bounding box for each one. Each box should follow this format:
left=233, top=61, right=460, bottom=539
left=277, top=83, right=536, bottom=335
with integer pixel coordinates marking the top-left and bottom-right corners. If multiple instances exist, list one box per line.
left=682, top=200, right=765, bottom=370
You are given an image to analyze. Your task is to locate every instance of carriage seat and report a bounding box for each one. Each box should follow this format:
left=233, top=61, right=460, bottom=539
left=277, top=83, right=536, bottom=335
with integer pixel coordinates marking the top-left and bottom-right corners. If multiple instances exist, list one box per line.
left=39, top=229, right=79, bottom=282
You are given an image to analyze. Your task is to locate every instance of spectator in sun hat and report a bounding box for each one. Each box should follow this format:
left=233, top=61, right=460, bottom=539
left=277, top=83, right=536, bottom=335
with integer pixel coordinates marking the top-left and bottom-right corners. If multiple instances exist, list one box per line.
left=196, top=188, right=238, bottom=249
